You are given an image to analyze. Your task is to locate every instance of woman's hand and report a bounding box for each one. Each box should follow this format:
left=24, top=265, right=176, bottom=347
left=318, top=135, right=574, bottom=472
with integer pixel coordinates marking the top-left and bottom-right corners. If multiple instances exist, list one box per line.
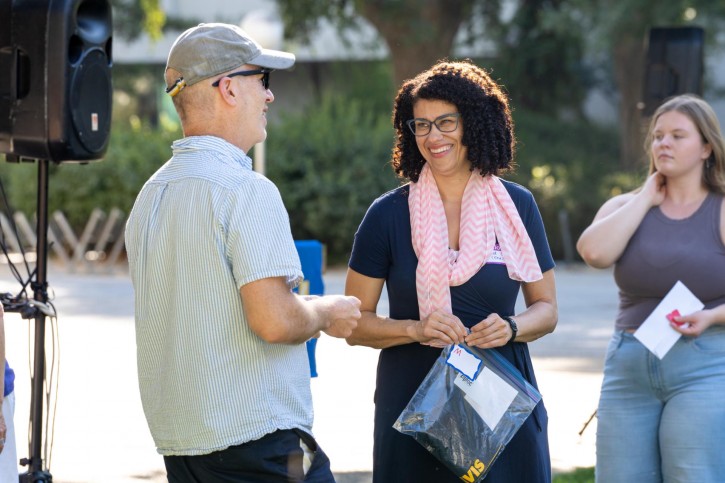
left=465, top=313, right=512, bottom=348
left=640, top=171, right=667, bottom=208
left=671, top=309, right=716, bottom=337
left=577, top=175, right=665, bottom=269
left=411, top=310, right=468, bottom=348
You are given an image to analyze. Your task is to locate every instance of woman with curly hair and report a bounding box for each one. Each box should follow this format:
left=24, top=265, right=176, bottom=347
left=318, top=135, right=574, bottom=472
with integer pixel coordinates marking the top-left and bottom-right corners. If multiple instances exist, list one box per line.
left=578, top=94, right=725, bottom=482
left=345, top=59, right=557, bottom=482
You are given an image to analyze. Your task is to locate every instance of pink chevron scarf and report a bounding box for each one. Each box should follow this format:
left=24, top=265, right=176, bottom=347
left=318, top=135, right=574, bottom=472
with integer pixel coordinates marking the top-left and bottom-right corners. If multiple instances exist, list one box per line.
left=409, top=163, right=543, bottom=320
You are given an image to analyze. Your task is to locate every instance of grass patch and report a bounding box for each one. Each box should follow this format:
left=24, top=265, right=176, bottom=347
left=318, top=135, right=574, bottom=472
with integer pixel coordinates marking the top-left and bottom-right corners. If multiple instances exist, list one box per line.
left=553, top=467, right=595, bottom=482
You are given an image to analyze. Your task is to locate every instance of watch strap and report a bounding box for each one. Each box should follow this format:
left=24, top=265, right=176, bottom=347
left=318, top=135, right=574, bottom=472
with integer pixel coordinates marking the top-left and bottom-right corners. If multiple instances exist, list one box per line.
left=502, top=315, right=517, bottom=344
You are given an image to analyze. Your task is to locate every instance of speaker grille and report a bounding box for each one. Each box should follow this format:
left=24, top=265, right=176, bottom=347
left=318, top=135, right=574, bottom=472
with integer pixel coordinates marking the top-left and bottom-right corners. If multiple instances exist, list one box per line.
left=69, top=48, right=112, bottom=153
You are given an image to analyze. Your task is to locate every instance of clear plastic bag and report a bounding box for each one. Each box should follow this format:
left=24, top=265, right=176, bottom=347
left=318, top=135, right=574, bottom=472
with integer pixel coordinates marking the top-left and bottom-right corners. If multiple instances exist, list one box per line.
left=393, top=344, right=542, bottom=482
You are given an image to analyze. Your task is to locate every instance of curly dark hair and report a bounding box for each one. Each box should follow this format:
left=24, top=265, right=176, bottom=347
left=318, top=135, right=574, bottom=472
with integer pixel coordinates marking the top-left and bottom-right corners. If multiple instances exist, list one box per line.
left=391, top=59, right=515, bottom=182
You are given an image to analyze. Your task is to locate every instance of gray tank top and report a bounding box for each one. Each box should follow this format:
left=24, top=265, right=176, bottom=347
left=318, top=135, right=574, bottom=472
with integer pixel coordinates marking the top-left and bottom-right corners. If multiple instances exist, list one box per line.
left=613, top=192, right=725, bottom=331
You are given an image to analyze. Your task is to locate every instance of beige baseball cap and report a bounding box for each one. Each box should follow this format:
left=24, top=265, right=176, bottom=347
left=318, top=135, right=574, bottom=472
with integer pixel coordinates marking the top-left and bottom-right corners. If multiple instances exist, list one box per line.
left=165, top=23, right=295, bottom=95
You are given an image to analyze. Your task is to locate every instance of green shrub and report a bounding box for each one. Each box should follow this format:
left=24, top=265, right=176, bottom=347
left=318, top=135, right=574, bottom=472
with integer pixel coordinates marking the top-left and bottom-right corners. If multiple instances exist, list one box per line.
left=267, top=94, right=398, bottom=264
left=508, top=110, right=643, bottom=260
left=0, top=118, right=180, bottom=231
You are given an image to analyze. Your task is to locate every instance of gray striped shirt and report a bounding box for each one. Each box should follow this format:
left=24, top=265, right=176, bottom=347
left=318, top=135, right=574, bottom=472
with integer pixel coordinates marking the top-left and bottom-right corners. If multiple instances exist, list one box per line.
left=125, top=136, right=310, bottom=456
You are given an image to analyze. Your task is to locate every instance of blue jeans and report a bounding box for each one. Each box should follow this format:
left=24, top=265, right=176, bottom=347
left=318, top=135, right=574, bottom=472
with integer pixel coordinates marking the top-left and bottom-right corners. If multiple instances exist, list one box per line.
left=596, top=328, right=725, bottom=483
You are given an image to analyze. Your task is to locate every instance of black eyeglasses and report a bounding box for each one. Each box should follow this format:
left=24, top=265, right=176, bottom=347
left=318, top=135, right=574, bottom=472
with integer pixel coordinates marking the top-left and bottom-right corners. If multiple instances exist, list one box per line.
left=406, top=112, right=461, bottom=136
left=211, top=68, right=273, bottom=89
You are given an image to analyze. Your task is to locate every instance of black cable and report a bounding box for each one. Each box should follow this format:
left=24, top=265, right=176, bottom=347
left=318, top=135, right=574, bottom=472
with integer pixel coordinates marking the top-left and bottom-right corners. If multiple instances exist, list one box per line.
left=0, top=173, right=36, bottom=312
left=0, top=174, right=32, bottom=283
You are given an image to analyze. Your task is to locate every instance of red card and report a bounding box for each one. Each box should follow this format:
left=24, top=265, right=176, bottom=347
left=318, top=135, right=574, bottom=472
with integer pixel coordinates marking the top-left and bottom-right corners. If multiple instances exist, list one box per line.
left=666, top=309, right=683, bottom=325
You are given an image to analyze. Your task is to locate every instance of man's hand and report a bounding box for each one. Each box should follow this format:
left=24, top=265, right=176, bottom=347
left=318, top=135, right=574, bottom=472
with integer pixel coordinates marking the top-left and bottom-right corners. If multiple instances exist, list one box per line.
left=320, top=295, right=361, bottom=339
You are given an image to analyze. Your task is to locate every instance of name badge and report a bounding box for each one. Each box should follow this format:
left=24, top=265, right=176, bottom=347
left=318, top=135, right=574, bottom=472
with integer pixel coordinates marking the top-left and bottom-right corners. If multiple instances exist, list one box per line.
left=486, top=242, right=506, bottom=265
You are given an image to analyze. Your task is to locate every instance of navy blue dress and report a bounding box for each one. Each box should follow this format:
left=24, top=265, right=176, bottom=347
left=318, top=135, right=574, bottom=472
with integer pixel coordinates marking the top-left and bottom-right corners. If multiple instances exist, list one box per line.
left=349, top=181, right=555, bottom=483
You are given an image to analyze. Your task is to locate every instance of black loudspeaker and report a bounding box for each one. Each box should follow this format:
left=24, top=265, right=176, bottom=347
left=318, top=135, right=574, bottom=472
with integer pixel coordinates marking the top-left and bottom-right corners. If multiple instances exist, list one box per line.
left=0, top=0, right=112, bottom=163
left=641, top=26, right=704, bottom=116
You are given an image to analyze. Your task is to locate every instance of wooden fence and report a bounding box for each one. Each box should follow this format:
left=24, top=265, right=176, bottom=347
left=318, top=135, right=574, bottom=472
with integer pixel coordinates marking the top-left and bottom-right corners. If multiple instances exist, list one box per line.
left=0, top=208, right=127, bottom=274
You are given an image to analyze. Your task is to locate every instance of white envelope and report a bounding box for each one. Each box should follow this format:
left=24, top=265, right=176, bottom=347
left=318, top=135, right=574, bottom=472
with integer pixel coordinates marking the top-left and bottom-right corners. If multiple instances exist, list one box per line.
left=454, top=368, right=518, bottom=431
left=634, top=280, right=704, bottom=359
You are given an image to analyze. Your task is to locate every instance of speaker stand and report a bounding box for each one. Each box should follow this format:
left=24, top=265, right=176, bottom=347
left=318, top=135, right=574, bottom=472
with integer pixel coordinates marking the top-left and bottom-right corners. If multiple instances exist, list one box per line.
left=19, top=159, right=53, bottom=482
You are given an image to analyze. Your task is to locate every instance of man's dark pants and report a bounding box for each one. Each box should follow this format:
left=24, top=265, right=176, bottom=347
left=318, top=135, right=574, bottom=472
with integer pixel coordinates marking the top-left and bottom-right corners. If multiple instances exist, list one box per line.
left=164, top=429, right=334, bottom=483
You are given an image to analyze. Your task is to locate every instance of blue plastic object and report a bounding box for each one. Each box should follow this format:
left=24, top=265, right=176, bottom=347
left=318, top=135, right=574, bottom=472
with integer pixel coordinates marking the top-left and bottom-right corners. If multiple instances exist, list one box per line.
left=294, top=240, right=325, bottom=377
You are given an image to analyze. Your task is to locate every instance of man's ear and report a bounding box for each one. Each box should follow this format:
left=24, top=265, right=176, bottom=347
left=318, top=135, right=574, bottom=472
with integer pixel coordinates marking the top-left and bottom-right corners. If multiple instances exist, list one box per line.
left=216, top=77, right=238, bottom=105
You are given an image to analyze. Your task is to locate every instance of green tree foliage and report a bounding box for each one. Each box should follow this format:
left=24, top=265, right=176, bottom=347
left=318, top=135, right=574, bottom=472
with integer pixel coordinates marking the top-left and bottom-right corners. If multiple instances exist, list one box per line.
left=508, top=110, right=635, bottom=260
left=266, top=94, right=398, bottom=264
left=492, top=0, right=589, bottom=114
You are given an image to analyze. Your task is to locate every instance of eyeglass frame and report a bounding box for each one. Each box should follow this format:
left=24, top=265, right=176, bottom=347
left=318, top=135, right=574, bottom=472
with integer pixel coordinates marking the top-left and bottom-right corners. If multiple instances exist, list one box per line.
left=211, top=68, right=273, bottom=90
left=406, top=112, right=461, bottom=137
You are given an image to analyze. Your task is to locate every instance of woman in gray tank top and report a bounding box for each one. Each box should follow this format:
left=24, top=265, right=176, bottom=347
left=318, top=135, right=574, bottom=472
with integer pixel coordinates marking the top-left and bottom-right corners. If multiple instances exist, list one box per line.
left=577, top=94, right=725, bottom=483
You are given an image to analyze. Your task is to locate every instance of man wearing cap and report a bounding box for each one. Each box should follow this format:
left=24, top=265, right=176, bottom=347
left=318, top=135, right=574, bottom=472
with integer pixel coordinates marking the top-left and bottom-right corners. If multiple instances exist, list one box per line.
left=125, top=23, right=361, bottom=482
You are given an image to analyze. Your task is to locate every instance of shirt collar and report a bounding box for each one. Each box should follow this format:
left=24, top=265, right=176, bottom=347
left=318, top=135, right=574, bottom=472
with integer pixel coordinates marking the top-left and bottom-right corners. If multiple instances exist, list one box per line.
left=171, top=136, right=252, bottom=170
